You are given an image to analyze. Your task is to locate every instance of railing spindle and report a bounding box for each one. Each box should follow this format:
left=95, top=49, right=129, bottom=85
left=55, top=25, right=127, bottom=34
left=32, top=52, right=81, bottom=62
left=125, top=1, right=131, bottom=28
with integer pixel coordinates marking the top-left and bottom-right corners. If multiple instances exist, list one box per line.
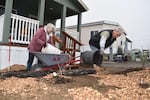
left=14, top=17, right=18, bottom=42
left=10, top=14, right=39, bottom=44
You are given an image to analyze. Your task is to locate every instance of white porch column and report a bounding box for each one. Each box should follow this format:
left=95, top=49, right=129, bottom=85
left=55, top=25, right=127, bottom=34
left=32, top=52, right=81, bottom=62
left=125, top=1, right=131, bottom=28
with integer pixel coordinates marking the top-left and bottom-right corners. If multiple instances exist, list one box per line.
left=109, top=46, right=113, bottom=61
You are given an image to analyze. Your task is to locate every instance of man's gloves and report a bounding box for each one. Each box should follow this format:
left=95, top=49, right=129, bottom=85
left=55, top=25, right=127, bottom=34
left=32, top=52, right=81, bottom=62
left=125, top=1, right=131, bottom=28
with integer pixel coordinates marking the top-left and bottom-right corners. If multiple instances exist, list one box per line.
left=100, top=47, right=104, bottom=55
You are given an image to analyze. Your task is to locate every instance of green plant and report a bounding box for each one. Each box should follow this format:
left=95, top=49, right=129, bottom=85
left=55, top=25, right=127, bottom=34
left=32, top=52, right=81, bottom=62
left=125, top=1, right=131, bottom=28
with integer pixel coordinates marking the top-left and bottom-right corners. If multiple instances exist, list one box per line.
left=140, top=54, right=148, bottom=67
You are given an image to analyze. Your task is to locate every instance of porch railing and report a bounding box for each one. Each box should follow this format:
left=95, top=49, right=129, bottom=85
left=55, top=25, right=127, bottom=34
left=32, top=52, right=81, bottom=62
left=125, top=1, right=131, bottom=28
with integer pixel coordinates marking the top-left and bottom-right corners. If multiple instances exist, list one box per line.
left=63, top=31, right=83, bottom=58
left=10, top=14, right=39, bottom=44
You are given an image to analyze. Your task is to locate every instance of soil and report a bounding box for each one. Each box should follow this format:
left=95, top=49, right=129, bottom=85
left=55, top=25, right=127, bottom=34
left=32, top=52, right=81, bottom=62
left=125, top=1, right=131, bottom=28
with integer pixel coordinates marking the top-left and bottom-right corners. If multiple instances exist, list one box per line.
left=0, top=62, right=150, bottom=100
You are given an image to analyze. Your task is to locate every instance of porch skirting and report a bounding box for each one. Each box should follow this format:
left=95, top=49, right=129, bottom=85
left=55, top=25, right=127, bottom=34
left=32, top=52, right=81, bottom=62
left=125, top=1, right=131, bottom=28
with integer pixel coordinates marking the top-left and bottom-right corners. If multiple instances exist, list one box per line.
left=0, top=45, right=37, bottom=70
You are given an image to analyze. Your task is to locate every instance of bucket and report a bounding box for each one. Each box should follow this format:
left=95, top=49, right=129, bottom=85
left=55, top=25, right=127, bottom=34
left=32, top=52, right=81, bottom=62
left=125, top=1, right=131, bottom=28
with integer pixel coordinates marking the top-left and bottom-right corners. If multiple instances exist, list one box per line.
left=81, top=51, right=103, bottom=66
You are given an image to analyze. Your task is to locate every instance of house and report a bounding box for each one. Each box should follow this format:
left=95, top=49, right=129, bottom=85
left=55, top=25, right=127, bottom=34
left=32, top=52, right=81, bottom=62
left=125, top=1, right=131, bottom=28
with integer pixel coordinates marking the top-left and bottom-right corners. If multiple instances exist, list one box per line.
left=63, top=21, right=132, bottom=61
left=0, top=0, right=88, bottom=69
left=142, top=49, right=150, bottom=61
left=130, top=49, right=141, bottom=61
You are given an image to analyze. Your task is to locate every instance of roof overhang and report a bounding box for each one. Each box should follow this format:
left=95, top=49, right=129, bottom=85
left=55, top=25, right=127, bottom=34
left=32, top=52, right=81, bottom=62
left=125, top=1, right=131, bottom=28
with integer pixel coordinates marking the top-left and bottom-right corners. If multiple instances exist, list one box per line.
left=77, top=0, right=89, bottom=11
left=126, top=37, right=132, bottom=42
left=0, top=0, right=88, bottom=21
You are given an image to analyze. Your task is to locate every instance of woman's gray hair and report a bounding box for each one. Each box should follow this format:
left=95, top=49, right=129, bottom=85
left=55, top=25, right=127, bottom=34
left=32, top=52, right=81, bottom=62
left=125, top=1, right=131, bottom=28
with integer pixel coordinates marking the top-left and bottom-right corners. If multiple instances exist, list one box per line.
left=45, top=23, right=56, bottom=33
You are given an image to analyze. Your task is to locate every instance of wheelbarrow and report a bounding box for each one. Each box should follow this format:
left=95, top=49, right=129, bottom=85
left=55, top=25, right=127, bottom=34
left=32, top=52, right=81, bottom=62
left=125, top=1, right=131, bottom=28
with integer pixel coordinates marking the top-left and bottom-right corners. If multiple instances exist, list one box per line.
left=31, top=52, right=70, bottom=71
left=30, top=51, right=102, bottom=76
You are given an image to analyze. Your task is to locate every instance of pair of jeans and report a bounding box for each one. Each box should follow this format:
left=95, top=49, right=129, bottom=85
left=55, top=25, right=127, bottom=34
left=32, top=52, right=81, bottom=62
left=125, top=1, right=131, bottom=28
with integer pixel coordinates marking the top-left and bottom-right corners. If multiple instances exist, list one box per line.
left=90, top=45, right=99, bottom=51
left=27, top=52, right=42, bottom=71
left=27, top=52, right=34, bottom=71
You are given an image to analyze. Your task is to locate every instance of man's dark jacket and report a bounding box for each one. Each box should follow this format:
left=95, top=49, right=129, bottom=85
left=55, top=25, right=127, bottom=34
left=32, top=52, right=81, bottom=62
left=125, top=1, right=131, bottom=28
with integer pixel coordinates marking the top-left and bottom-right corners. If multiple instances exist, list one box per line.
left=89, top=30, right=116, bottom=49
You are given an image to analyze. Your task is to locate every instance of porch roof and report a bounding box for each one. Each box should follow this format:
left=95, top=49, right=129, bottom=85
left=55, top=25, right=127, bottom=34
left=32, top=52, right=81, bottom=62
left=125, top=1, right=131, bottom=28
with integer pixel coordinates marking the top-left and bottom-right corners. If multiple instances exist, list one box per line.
left=0, top=0, right=88, bottom=22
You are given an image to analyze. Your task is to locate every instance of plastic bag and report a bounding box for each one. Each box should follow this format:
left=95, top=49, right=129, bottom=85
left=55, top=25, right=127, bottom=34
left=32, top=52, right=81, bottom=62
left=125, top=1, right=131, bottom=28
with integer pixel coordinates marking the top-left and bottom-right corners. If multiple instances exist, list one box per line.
left=41, top=43, right=62, bottom=54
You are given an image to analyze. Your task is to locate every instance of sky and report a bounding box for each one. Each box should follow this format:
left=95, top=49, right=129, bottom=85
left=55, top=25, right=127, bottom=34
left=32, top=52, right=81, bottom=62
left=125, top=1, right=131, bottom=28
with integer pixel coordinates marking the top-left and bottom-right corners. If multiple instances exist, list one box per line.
left=56, top=0, right=150, bottom=50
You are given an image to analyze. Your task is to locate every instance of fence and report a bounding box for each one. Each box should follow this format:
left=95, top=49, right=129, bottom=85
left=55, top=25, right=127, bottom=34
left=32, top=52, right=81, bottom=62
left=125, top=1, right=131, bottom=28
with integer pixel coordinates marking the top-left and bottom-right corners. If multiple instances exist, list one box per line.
left=10, top=14, right=39, bottom=44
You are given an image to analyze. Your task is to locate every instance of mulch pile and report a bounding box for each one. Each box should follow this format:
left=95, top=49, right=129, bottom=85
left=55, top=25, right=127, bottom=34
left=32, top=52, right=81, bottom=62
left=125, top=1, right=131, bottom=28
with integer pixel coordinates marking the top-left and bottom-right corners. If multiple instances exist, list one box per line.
left=0, top=64, right=150, bottom=100
left=0, top=64, right=26, bottom=73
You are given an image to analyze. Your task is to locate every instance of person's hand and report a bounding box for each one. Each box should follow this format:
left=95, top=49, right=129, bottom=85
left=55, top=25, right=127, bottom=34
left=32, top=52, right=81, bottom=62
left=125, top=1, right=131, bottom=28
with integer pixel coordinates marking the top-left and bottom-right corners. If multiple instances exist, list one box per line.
left=100, top=47, right=104, bottom=55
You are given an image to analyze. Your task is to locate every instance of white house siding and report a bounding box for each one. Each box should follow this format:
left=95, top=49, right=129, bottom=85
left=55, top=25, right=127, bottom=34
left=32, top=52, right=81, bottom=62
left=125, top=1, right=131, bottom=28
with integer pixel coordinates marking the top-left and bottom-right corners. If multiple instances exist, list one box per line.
left=0, top=14, right=4, bottom=42
left=0, top=46, right=37, bottom=70
left=65, top=29, right=79, bottom=41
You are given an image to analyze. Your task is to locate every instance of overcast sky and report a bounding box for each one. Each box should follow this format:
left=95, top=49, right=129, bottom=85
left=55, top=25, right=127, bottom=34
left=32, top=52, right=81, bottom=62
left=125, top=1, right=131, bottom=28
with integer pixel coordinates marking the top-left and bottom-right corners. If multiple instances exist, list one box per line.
left=56, top=0, right=150, bottom=50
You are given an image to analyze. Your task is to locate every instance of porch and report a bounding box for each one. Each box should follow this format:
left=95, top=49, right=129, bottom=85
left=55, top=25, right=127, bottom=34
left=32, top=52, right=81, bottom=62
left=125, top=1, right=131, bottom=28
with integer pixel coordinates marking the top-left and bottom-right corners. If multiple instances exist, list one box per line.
left=0, top=0, right=88, bottom=69
left=0, top=0, right=88, bottom=44
left=0, top=13, right=84, bottom=69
